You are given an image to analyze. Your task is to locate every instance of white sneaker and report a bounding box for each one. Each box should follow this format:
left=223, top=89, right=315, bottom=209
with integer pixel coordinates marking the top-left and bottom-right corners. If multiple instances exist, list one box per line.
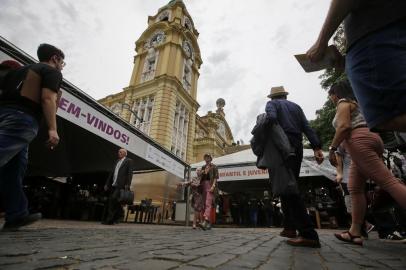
left=380, top=231, right=406, bottom=243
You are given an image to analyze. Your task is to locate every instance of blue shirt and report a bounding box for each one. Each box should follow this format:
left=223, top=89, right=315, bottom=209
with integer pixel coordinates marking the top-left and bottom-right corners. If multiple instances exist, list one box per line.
left=265, top=99, right=321, bottom=150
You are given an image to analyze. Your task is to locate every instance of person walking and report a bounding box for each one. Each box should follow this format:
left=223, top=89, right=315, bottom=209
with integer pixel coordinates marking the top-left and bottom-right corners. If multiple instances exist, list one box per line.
left=335, top=144, right=352, bottom=216
left=199, top=153, right=218, bottom=230
left=265, top=86, right=324, bottom=248
left=327, top=80, right=406, bottom=246
left=102, top=148, right=133, bottom=225
left=307, top=0, right=406, bottom=132
left=0, top=43, right=65, bottom=231
left=179, top=168, right=204, bottom=229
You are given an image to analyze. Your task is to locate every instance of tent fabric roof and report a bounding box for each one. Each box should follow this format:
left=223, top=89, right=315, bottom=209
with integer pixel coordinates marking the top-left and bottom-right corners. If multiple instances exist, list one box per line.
left=192, top=148, right=317, bottom=168
left=192, top=148, right=336, bottom=181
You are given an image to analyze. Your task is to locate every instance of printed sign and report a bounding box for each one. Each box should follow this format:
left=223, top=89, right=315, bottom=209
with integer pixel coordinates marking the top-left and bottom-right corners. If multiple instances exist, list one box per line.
left=57, top=90, right=185, bottom=178
left=192, top=163, right=322, bottom=182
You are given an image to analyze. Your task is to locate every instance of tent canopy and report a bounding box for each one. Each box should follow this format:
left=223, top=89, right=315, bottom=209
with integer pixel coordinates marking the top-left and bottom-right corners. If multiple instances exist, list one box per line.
left=0, top=37, right=188, bottom=179
left=192, top=148, right=336, bottom=182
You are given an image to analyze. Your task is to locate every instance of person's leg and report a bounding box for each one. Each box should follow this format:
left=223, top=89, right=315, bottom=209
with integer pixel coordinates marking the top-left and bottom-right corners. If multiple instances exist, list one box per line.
left=288, top=194, right=319, bottom=240
left=0, top=146, right=29, bottom=222
left=345, top=153, right=368, bottom=242
left=349, top=131, right=406, bottom=209
left=193, top=210, right=197, bottom=228
left=105, top=190, right=119, bottom=224
left=286, top=150, right=318, bottom=240
left=203, top=183, right=213, bottom=222
left=0, top=109, right=38, bottom=223
left=280, top=195, right=295, bottom=231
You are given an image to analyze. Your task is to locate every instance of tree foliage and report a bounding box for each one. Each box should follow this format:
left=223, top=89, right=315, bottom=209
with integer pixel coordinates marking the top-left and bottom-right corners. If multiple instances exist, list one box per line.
left=309, top=25, right=347, bottom=150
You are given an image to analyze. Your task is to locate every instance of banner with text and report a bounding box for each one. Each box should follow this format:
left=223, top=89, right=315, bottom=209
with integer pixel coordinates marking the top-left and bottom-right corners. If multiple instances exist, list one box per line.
left=56, top=90, right=185, bottom=178
left=192, top=162, right=322, bottom=182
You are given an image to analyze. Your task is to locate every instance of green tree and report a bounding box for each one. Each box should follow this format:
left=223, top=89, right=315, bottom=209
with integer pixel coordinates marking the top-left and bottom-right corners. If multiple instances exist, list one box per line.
left=309, top=25, right=346, bottom=150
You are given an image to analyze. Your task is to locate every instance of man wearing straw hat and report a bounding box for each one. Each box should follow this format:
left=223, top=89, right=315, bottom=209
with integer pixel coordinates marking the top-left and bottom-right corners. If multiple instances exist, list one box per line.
left=265, top=86, right=324, bottom=248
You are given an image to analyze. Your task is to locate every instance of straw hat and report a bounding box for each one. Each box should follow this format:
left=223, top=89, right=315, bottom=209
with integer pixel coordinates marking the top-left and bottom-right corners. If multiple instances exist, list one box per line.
left=267, top=86, right=289, bottom=98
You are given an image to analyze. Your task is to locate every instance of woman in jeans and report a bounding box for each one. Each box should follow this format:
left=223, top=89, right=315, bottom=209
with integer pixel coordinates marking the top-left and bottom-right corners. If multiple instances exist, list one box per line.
left=328, top=80, right=406, bottom=246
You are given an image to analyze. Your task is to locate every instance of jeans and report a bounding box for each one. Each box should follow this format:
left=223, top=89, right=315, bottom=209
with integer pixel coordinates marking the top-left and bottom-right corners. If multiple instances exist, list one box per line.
left=0, top=107, right=38, bottom=222
left=279, top=148, right=319, bottom=240
left=346, top=19, right=406, bottom=130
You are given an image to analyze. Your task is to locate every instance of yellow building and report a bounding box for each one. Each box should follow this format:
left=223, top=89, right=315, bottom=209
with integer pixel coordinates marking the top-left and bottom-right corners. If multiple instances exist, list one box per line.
left=99, top=0, right=247, bottom=164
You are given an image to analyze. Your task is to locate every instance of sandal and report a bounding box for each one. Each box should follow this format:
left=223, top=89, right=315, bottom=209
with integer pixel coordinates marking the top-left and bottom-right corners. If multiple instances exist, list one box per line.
left=334, top=231, right=363, bottom=246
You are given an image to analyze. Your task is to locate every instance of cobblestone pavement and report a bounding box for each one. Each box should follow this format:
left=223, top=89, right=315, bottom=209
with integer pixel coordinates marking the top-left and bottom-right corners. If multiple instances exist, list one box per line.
left=0, top=220, right=405, bottom=270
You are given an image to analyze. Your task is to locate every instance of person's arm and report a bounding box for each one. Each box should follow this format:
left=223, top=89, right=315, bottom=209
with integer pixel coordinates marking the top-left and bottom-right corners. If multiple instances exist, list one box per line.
left=307, top=0, right=357, bottom=61
left=210, top=166, right=219, bottom=192
left=105, top=168, right=113, bottom=191
left=300, top=108, right=324, bottom=164
left=329, top=102, right=352, bottom=166
left=41, top=88, right=59, bottom=149
left=125, top=159, right=133, bottom=189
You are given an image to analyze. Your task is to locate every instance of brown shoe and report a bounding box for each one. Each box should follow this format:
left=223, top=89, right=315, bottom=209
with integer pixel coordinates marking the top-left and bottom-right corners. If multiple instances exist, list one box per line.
left=286, top=237, right=321, bottom=248
left=280, top=229, right=297, bottom=238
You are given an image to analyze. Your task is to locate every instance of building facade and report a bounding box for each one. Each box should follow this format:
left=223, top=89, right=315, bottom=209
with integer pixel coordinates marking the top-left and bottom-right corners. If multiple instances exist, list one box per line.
left=99, top=0, right=246, bottom=163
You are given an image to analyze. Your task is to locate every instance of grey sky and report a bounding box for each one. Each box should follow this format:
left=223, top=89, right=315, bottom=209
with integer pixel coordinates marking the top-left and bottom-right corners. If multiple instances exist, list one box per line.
left=0, top=0, right=331, bottom=142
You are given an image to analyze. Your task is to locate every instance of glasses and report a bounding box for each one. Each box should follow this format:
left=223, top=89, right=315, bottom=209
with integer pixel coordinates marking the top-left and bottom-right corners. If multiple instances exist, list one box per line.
left=60, top=59, right=66, bottom=67
left=54, top=56, right=66, bottom=67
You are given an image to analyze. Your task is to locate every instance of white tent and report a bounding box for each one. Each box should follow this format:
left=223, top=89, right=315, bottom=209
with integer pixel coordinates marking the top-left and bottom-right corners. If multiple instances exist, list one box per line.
left=192, top=148, right=336, bottom=182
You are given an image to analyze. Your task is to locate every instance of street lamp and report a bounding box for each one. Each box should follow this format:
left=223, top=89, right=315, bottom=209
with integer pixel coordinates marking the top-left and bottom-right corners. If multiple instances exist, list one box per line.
left=119, top=102, right=143, bottom=123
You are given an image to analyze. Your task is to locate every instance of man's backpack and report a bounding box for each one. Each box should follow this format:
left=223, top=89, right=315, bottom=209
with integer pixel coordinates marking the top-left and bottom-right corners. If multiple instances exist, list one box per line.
left=0, top=60, right=23, bottom=100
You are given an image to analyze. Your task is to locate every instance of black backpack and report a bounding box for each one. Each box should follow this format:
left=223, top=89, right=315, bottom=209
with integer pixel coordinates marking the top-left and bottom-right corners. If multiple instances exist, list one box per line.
left=0, top=63, right=23, bottom=100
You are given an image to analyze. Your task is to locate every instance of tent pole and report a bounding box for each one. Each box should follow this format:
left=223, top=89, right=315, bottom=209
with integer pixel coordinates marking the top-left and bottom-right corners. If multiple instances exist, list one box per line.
left=185, top=166, right=191, bottom=227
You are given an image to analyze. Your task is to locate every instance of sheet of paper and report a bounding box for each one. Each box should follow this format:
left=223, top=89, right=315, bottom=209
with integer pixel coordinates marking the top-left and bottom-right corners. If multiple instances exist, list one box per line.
left=294, top=49, right=335, bottom=73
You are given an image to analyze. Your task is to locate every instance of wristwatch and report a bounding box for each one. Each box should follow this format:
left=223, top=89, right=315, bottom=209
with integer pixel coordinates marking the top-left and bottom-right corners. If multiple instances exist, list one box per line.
left=329, top=146, right=337, bottom=152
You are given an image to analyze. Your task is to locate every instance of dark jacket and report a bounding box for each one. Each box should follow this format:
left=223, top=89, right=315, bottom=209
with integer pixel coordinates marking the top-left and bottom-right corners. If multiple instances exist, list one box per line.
left=251, top=113, right=295, bottom=165
left=105, top=158, right=133, bottom=189
left=251, top=113, right=298, bottom=196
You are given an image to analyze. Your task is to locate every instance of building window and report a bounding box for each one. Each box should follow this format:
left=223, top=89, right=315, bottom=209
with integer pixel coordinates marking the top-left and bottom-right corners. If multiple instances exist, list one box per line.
left=130, top=96, right=155, bottom=135
left=171, top=101, right=189, bottom=160
left=156, top=10, right=171, bottom=22
left=141, top=48, right=159, bottom=83
left=184, top=16, right=193, bottom=31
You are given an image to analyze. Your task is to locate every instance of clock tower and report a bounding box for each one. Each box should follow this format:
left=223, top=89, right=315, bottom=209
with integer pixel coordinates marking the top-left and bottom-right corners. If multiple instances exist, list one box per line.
left=99, top=0, right=202, bottom=162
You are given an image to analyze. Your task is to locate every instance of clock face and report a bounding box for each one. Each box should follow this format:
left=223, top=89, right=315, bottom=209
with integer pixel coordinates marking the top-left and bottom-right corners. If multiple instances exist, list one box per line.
left=151, top=33, right=165, bottom=46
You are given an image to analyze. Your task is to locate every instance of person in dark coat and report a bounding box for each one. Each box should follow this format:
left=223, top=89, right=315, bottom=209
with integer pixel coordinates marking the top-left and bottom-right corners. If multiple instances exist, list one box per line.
left=265, top=86, right=324, bottom=248
left=102, top=148, right=133, bottom=225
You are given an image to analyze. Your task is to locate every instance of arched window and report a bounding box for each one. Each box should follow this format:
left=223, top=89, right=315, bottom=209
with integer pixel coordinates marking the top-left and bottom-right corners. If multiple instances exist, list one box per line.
left=141, top=47, right=159, bottom=83
left=171, top=101, right=189, bottom=160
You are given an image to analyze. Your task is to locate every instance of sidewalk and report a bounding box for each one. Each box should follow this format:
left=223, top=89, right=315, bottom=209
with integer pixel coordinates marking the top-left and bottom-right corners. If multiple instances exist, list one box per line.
left=0, top=220, right=405, bottom=270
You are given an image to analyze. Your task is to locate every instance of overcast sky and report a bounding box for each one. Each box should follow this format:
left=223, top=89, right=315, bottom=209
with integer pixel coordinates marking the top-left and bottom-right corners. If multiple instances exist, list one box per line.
left=0, top=0, right=332, bottom=143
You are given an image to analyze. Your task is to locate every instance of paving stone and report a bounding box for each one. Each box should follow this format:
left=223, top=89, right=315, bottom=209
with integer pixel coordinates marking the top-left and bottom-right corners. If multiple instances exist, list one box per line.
left=188, top=253, right=236, bottom=268
left=0, top=220, right=405, bottom=270
left=323, top=262, right=362, bottom=270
